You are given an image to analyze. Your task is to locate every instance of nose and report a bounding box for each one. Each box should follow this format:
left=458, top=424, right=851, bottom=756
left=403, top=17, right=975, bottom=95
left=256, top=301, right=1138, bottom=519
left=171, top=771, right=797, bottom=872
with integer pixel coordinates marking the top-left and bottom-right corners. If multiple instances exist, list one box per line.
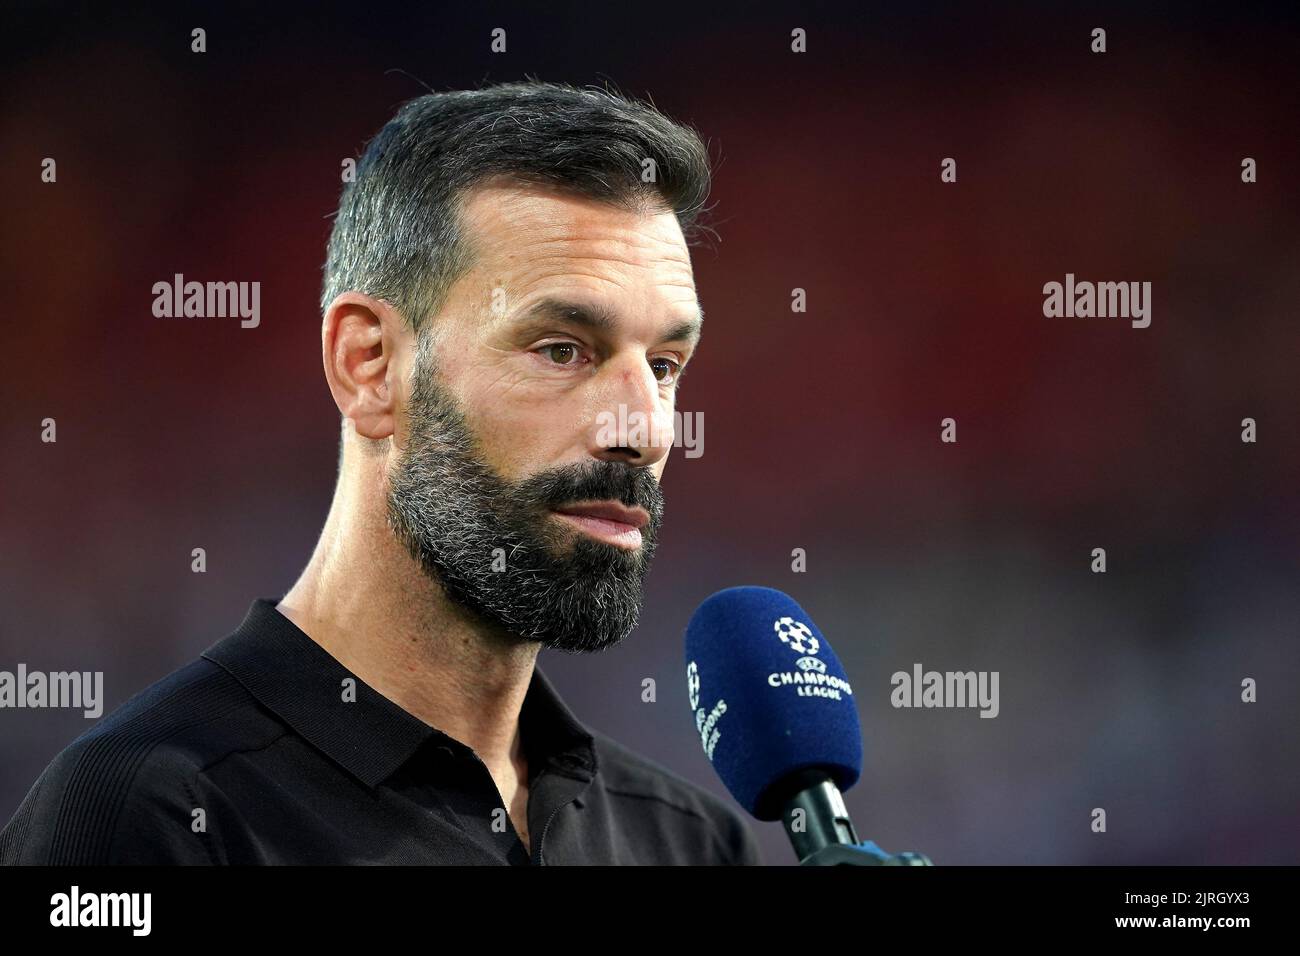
left=588, top=353, right=675, bottom=467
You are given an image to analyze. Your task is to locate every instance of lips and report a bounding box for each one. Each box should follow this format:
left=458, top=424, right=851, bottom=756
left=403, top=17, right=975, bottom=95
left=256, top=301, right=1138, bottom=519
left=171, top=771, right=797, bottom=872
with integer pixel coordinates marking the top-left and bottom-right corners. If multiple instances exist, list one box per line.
left=551, top=501, right=650, bottom=549
left=552, top=501, right=650, bottom=528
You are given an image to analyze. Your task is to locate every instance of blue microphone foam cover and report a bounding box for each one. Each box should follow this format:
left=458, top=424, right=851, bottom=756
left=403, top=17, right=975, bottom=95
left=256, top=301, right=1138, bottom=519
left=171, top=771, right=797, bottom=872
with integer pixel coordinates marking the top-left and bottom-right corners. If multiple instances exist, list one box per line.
left=684, top=586, right=863, bottom=819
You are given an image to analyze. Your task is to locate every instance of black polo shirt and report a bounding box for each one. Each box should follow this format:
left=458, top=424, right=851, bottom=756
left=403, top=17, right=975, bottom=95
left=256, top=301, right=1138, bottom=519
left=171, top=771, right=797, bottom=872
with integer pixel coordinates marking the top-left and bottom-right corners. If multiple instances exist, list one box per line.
left=0, top=598, right=763, bottom=866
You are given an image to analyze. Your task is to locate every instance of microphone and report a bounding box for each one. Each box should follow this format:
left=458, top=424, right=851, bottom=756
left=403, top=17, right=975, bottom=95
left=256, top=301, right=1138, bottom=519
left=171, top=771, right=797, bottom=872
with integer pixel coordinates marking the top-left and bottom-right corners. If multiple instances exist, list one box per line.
left=684, top=586, right=932, bottom=866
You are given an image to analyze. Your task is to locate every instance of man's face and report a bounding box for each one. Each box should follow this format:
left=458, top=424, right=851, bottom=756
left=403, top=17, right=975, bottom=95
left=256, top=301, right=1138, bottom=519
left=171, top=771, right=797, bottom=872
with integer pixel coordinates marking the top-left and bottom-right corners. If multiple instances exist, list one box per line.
left=386, top=181, right=702, bottom=652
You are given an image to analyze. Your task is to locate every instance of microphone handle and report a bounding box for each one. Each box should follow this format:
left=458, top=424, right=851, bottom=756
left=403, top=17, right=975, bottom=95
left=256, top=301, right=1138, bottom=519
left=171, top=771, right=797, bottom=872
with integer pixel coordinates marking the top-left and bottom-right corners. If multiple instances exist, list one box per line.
left=779, top=770, right=860, bottom=860
left=777, top=769, right=935, bottom=866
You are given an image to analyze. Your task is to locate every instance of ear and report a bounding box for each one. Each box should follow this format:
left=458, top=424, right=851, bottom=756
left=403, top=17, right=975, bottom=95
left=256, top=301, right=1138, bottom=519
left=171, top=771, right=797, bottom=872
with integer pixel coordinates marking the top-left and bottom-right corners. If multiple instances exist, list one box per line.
left=321, top=292, right=411, bottom=440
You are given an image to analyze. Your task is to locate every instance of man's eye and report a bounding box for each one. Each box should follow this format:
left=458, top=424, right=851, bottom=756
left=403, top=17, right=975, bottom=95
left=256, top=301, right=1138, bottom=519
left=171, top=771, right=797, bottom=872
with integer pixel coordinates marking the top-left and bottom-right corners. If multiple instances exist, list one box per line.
left=540, top=343, right=580, bottom=365
left=650, top=357, right=682, bottom=384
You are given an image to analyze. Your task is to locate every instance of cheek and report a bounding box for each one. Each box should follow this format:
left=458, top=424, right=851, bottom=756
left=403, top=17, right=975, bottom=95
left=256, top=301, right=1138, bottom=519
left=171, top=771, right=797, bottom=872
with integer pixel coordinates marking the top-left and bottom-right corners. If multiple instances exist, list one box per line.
left=465, top=397, right=587, bottom=480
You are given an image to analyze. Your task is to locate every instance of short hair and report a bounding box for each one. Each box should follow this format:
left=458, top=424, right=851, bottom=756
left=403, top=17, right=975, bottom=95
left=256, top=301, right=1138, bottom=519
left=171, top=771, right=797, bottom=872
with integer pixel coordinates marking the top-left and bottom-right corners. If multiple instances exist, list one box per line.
left=320, top=79, right=714, bottom=336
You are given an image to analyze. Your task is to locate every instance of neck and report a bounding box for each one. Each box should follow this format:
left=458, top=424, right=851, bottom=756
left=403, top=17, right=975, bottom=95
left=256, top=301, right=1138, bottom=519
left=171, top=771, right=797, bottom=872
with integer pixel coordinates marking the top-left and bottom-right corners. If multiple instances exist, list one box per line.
left=276, top=446, right=539, bottom=772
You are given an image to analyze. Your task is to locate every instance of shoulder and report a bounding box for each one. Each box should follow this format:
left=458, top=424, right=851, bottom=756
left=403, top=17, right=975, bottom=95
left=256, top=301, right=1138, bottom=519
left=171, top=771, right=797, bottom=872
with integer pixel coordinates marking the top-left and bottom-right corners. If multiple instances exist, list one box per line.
left=0, top=657, right=271, bottom=865
left=588, top=730, right=764, bottom=865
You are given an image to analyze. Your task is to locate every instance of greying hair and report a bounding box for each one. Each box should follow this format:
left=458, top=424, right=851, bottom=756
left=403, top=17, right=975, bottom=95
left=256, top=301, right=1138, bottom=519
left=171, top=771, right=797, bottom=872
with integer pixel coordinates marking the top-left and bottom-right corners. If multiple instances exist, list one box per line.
left=320, top=80, right=714, bottom=335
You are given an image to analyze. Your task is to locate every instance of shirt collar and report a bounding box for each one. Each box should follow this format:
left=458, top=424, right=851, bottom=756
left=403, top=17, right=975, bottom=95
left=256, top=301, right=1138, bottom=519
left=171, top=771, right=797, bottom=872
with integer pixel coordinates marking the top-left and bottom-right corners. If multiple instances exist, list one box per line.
left=201, top=598, right=598, bottom=788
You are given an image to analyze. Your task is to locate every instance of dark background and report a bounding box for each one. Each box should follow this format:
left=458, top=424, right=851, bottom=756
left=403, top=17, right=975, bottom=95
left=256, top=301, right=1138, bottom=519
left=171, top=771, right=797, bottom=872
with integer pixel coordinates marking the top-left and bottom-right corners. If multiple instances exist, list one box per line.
left=3, top=0, right=1298, bottom=865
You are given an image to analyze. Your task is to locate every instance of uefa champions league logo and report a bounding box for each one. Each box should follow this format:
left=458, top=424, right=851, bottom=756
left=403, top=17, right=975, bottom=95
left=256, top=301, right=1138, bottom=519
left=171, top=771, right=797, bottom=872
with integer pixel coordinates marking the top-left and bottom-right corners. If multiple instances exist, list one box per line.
left=766, top=617, right=851, bottom=700
left=685, top=660, right=724, bottom=759
left=773, top=616, right=819, bottom=656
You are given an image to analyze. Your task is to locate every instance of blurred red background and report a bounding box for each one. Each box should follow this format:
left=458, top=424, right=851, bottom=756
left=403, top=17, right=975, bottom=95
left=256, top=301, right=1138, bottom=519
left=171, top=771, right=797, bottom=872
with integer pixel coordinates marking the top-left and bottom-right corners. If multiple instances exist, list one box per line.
left=3, top=1, right=1298, bottom=864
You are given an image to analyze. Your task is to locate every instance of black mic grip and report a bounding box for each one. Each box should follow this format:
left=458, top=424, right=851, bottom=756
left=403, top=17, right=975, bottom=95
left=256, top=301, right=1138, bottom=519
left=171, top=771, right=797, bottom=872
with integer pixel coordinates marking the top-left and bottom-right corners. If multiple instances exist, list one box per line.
left=775, top=769, right=936, bottom=866
left=776, top=769, right=860, bottom=860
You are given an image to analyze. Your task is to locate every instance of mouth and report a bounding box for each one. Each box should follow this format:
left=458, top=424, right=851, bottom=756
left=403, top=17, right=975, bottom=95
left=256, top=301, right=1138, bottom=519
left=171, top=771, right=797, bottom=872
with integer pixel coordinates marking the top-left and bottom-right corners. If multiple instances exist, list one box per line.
left=550, top=500, right=650, bottom=550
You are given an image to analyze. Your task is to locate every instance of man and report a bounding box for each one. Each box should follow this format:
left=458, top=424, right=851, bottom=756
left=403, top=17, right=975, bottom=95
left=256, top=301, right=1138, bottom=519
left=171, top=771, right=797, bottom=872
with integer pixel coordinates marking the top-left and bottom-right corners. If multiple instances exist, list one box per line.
left=0, top=81, right=763, bottom=865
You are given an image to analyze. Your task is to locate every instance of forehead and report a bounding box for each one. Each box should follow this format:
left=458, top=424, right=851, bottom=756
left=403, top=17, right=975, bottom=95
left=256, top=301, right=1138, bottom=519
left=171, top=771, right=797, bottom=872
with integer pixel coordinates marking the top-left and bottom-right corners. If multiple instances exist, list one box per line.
left=455, top=179, right=698, bottom=303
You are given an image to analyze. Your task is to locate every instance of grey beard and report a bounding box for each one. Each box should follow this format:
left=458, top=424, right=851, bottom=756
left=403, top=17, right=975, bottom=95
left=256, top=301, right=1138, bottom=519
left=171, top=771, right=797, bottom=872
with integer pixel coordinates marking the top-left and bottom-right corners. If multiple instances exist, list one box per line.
left=385, top=356, right=664, bottom=654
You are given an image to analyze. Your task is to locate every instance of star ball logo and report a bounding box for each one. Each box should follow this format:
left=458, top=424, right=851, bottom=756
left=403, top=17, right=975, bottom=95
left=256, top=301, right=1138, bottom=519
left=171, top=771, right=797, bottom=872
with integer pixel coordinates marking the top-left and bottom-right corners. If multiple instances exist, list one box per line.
left=686, top=660, right=725, bottom=760
left=773, top=616, right=819, bottom=655
left=768, top=616, right=853, bottom=700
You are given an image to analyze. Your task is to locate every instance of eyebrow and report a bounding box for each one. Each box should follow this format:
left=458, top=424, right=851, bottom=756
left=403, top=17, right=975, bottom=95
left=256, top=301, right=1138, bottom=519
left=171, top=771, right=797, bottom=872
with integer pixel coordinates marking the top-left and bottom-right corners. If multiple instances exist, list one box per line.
left=516, top=297, right=703, bottom=346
